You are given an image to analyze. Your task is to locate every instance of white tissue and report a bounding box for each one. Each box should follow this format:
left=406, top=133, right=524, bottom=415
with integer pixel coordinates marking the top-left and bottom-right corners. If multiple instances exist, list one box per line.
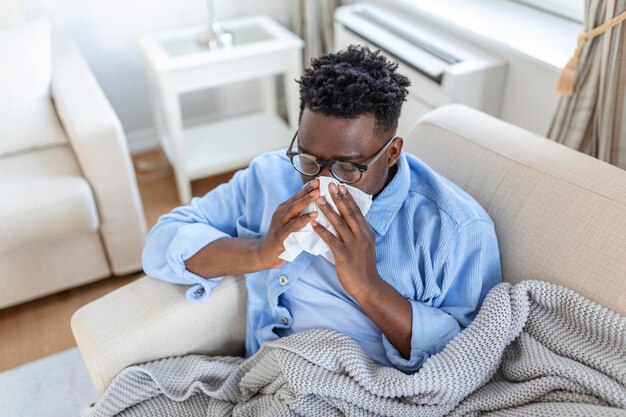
left=279, top=176, right=373, bottom=264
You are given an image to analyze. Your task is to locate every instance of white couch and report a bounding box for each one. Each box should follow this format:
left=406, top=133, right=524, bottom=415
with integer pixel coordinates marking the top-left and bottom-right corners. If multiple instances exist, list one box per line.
left=0, top=17, right=147, bottom=308
left=72, top=104, right=626, bottom=395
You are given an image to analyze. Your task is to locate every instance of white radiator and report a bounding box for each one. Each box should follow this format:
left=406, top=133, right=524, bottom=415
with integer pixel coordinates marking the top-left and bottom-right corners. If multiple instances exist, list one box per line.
left=334, top=4, right=506, bottom=137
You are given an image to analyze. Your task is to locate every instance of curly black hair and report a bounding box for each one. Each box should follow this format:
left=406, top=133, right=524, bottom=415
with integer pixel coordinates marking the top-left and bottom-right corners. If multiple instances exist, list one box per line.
left=296, top=44, right=411, bottom=138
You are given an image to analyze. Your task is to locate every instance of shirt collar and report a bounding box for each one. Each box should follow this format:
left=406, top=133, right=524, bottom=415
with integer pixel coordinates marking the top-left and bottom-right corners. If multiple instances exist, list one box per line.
left=365, top=151, right=410, bottom=236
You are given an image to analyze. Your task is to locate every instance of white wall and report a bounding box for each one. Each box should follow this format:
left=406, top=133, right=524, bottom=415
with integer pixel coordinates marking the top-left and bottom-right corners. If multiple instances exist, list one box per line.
left=23, top=0, right=576, bottom=148
left=22, top=0, right=296, bottom=146
left=340, top=0, right=580, bottom=137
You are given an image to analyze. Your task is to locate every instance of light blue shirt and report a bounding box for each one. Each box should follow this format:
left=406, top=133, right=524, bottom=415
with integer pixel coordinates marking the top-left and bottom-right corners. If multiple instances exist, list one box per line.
left=142, top=149, right=502, bottom=373
left=274, top=255, right=393, bottom=367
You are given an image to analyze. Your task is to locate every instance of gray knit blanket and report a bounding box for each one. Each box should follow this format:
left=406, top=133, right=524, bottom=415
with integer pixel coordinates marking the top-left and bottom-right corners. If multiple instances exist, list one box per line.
left=82, top=280, right=626, bottom=416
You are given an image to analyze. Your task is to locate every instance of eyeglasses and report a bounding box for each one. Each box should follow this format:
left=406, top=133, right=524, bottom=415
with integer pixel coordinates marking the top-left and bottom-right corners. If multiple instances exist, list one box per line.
left=286, top=129, right=398, bottom=184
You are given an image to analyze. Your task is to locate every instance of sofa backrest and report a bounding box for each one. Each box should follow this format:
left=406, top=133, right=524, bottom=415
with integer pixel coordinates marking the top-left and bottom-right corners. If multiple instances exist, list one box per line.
left=404, top=104, right=626, bottom=317
left=0, top=18, right=68, bottom=158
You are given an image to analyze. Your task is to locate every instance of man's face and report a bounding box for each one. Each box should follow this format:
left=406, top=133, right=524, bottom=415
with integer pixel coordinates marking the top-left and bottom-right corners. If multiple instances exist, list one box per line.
left=295, top=108, right=403, bottom=196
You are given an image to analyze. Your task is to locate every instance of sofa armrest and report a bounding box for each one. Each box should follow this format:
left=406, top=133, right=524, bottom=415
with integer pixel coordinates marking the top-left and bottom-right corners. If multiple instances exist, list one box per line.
left=71, top=275, right=247, bottom=396
left=51, top=36, right=147, bottom=275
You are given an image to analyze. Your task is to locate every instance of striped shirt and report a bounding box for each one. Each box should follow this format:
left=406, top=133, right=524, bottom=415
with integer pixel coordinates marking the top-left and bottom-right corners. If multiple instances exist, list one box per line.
left=141, top=149, right=502, bottom=373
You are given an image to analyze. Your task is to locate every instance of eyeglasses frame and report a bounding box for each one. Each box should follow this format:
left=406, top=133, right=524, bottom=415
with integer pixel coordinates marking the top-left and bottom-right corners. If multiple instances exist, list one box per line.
left=285, top=129, right=398, bottom=184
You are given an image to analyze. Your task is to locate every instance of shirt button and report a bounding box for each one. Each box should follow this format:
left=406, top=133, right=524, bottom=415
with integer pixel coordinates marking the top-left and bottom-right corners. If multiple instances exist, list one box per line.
left=278, top=275, right=288, bottom=285
left=194, top=288, right=205, bottom=296
left=279, top=316, right=288, bottom=325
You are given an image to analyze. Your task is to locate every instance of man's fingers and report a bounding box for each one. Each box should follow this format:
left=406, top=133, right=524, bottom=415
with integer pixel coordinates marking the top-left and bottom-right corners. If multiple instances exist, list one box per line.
left=311, top=219, right=340, bottom=248
left=276, top=178, right=319, bottom=223
left=278, top=178, right=319, bottom=206
left=316, top=195, right=352, bottom=242
left=291, top=178, right=319, bottom=201
left=282, top=188, right=319, bottom=222
left=331, top=184, right=362, bottom=233
left=282, top=212, right=317, bottom=238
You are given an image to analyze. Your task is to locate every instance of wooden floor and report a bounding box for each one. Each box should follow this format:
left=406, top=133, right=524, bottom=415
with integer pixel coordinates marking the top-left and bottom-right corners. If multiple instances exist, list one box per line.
left=0, top=150, right=236, bottom=372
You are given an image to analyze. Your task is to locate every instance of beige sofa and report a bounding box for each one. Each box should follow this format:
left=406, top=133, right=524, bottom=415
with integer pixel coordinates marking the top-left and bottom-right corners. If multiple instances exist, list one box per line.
left=0, top=16, right=147, bottom=308
left=71, top=104, right=626, bottom=396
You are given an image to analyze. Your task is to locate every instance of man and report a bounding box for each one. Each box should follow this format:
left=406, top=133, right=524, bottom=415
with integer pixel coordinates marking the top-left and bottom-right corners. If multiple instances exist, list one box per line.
left=142, top=44, right=502, bottom=373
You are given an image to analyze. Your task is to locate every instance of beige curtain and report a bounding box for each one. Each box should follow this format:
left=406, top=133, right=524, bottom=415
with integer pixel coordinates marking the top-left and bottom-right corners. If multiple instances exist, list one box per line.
left=292, top=0, right=338, bottom=68
left=547, top=0, right=626, bottom=169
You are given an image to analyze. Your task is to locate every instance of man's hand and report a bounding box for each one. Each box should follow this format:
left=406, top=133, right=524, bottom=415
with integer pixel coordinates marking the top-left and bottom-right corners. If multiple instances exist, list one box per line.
left=312, top=182, right=413, bottom=359
left=311, top=182, right=381, bottom=300
left=256, top=178, right=320, bottom=269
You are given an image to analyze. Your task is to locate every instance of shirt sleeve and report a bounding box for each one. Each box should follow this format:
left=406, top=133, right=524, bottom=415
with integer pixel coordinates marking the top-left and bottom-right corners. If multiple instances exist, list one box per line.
left=382, top=219, right=502, bottom=373
left=141, top=166, right=250, bottom=302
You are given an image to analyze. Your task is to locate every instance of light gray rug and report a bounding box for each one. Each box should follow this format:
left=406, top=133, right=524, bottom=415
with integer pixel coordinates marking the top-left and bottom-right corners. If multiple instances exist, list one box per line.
left=0, top=347, right=98, bottom=417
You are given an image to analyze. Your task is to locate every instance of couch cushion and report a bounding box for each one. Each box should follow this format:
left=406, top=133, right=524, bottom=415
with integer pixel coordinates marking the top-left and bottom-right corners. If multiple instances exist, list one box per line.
left=0, top=176, right=99, bottom=253
left=0, top=146, right=99, bottom=252
left=0, top=19, right=67, bottom=157
left=0, top=144, right=81, bottom=179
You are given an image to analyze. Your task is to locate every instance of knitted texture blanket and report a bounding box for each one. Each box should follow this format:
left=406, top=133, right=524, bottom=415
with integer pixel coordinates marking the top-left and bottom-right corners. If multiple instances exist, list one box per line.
left=82, top=280, right=626, bottom=416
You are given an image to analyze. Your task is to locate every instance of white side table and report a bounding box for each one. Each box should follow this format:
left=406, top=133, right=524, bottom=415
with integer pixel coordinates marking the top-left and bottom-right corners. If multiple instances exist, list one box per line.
left=140, top=15, right=304, bottom=203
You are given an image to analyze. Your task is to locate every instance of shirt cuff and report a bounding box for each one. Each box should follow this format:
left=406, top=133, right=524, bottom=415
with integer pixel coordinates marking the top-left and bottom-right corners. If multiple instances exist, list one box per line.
left=382, top=299, right=461, bottom=373
left=166, top=222, right=231, bottom=302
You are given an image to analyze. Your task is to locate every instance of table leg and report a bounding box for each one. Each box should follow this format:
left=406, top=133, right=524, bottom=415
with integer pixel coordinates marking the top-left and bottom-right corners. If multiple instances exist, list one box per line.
left=284, top=49, right=303, bottom=132
left=161, top=86, right=192, bottom=204
left=261, top=75, right=277, bottom=117
left=146, top=71, right=172, bottom=163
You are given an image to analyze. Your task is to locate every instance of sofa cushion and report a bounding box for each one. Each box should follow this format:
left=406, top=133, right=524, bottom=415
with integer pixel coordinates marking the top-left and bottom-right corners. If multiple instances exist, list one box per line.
left=0, top=146, right=99, bottom=253
left=0, top=19, right=67, bottom=158
left=0, top=176, right=100, bottom=253
left=0, top=144, right=81, bottom=179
